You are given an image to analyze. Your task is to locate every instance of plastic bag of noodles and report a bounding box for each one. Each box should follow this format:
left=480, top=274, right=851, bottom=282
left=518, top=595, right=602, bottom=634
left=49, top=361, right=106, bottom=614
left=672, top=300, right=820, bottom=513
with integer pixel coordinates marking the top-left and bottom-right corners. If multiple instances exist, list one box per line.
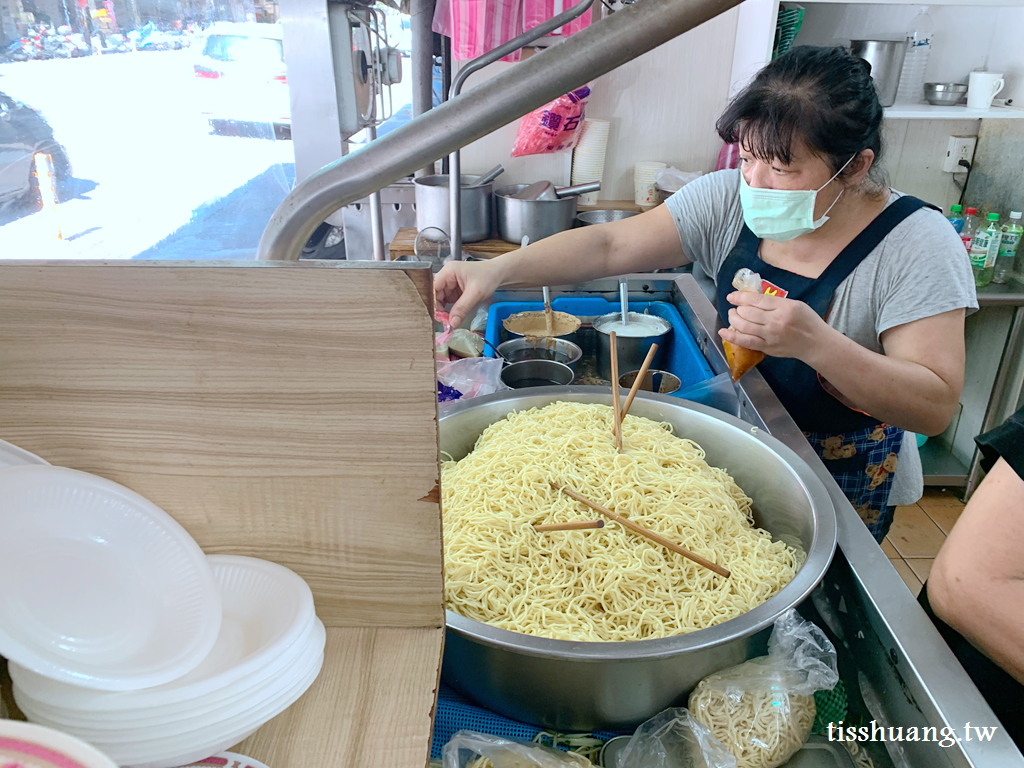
left=688, top=610, right=839, bottom=768
left=443, top=731, right=594, bottom=768
left=616, top=708, right=738, bottom=768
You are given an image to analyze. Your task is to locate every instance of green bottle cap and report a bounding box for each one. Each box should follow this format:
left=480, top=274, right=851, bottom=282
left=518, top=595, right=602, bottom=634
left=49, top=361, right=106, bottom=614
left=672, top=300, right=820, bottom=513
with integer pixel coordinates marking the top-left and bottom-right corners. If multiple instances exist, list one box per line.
left=988, top=213, right=1000, bottom=221
left=951, top=205, right=963, bottom=213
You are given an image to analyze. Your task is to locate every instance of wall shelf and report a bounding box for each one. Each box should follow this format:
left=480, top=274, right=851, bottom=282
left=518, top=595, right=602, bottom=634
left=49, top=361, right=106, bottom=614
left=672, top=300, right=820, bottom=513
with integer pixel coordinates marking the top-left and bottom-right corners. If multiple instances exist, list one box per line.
left=884, top=103, right=1024, bottom=119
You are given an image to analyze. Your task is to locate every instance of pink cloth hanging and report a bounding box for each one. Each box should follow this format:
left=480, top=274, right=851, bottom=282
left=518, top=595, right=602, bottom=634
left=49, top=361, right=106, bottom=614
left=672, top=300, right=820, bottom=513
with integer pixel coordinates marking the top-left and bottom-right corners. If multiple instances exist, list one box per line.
left=716, top=142, right=740, bottom=171
left=522, top=0, right=592, bottom=39
left=433, top=0, right=523, bottom=62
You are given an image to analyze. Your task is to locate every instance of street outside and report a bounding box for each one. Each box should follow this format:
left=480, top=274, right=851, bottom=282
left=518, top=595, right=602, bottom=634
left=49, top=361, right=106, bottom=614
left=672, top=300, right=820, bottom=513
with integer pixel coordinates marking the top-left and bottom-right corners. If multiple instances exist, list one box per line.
left=0, top=47, right=412, bottom=259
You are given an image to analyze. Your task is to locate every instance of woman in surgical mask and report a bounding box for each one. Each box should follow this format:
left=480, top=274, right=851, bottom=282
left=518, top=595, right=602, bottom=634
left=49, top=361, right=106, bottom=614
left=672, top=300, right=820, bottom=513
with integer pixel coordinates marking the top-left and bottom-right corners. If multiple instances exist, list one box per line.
left=434, top=46, right=977, bottom=542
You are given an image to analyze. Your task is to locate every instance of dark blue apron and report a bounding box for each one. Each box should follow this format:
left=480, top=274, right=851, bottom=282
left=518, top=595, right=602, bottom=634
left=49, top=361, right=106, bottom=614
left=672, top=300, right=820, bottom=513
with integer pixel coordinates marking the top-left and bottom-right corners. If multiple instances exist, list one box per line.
left=716, top=195, right=936, bottom=541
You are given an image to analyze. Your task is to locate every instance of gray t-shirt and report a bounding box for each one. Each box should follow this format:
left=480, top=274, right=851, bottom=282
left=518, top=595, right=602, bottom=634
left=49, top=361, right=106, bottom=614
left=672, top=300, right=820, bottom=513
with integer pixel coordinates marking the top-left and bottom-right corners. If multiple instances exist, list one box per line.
left=666, top=170, right=978, bottom=505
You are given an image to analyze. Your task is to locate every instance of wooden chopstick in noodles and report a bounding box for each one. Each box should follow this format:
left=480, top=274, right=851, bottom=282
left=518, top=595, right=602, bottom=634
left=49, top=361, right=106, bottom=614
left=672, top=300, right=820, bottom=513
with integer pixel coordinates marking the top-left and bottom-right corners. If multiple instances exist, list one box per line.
left=610, top=331, right=622, bottom=452
left=620, top=342, right=659, bottom=422
left=533, top=519, right=605, bottom=532
left=551, top=481, right=731, bottom=578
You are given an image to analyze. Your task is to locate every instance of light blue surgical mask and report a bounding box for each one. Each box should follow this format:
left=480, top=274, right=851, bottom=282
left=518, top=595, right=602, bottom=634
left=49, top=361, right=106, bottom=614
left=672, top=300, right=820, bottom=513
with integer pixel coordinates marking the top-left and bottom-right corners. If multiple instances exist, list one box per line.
left=738, top=155, right=855, bottom=242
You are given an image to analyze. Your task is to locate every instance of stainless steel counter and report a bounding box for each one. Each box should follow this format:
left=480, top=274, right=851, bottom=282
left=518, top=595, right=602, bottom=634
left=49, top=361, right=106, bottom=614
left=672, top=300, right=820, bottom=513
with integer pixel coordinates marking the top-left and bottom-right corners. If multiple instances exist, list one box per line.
left=492, top=274, right=1024, bottom=768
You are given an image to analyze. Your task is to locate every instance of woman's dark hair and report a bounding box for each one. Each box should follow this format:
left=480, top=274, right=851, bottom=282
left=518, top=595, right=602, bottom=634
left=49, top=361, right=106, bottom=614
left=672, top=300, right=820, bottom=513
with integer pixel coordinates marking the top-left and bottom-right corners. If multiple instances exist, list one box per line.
left=717, top=46, right=885, bottom=183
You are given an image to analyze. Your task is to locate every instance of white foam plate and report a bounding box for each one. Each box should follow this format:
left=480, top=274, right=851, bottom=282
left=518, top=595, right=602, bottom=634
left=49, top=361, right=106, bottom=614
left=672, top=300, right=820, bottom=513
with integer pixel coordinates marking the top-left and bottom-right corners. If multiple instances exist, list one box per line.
left=0, top=465, right=221, bottom=690
left=0, top=438, right=50, bottom=468
left=0, top=719, right=118, bottom=768
left=106, top=621, right=325, bottom=768
left=15, top=617, right=324, bottom=743
left=13, top=555, right=314, bottom=713
left=14, top=613, right=317, bottom=728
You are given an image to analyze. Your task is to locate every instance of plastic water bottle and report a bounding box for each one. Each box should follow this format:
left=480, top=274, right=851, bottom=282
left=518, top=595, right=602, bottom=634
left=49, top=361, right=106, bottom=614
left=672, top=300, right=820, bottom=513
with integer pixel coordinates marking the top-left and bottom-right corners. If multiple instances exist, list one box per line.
left=896, top=6, right=934, bottom=104
left=946, top=204, right=964, bottom=233
left=994, top=211, right=1022, bottom=284
left=960, top=207, right=979, bottom=252
left=969, top=213, right=1002, bottom=288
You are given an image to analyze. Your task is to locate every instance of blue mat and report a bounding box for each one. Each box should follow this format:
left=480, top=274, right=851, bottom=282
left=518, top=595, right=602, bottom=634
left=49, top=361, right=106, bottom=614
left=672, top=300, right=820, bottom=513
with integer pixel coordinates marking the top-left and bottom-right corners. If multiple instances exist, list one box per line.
left=431, top=685, right=628, bottom=759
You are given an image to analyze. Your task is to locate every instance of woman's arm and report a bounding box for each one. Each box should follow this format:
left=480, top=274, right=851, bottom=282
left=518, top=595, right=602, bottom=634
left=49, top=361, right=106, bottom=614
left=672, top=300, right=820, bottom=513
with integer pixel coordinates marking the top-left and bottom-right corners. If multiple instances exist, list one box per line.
left=928, top=458, right=1024, bottom=684
left=436, top=205, right=687, bottom=328
left=722, top=295, right=964, bottom=435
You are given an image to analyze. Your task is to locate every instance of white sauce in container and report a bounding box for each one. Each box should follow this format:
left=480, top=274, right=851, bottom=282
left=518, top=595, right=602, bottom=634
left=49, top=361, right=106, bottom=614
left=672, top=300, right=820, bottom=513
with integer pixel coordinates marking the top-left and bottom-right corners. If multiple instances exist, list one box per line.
left=594, top=312, right=670, bottom=337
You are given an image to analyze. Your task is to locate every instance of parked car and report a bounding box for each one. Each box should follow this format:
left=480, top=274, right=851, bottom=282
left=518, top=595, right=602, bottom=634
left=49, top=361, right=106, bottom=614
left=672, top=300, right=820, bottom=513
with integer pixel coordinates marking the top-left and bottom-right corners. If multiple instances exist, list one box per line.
left=0, top=92, right=71, bottom=206
left=193, top=22, right=290, bottom=138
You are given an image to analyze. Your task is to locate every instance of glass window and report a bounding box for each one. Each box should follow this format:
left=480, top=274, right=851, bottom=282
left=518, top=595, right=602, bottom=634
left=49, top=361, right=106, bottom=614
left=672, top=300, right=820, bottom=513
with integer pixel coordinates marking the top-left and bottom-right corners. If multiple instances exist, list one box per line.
left=0, top=8, right=294, bottom=260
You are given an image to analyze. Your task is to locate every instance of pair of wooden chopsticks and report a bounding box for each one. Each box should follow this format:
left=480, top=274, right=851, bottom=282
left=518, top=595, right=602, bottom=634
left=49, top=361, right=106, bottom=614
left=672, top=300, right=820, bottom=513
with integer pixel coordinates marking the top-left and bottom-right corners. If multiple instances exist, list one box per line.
left=609, top=335, right=660, bottom=453
left=550, top=481, right=731, bottom=578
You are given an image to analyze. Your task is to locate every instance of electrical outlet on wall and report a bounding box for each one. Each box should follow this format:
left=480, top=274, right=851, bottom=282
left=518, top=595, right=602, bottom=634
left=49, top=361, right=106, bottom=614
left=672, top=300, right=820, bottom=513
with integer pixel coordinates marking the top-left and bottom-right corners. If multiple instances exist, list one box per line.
left=943, top=136, right=977, bottom=173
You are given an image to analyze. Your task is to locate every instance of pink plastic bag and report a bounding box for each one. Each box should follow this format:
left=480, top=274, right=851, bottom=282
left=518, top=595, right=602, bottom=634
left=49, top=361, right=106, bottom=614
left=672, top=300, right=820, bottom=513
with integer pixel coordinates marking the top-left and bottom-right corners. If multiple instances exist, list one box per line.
left=511, top=86, right=590, bottom=157
left=434, top=0, right=523, bottom=62
left=522, top=0, right=592, bottom=39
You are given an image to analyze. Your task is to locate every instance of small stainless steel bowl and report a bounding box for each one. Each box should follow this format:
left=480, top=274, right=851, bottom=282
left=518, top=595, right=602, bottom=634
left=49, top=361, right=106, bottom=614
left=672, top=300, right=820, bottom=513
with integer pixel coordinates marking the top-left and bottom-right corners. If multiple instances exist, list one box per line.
left=499, top=359, right=575, bottom=389
left=924, top=82, right=968, bottom=106
left=496, top=337, right=583, bottom=372
left=575, top=210, right=640, bottom=226
left=619, top=368, right=682, bottom=395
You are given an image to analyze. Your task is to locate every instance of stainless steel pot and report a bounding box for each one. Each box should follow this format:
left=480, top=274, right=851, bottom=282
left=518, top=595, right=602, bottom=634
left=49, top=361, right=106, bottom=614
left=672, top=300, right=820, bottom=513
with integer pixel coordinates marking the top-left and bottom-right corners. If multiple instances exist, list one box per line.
left=439, top=388, right=837, bottom=730
left=850, top=39, right=908, bottom=108
left=494, top=184, right=577, bottom=244
left=499, top=359, right=575, bottom=388
left=594, top=312, right=671, bottom=382
left=414, top=175, right=492, bottom=243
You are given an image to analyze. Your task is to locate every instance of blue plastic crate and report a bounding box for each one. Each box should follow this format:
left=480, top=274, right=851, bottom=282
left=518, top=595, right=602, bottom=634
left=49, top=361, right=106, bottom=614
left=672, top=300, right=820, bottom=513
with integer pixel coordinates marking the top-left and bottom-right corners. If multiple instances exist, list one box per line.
left=485, top=299, right=714, bottom=395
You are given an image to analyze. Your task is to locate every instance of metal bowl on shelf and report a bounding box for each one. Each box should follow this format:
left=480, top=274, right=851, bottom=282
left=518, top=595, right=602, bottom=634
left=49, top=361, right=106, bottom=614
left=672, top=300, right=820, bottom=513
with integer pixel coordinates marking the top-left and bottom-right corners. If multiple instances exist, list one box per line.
left=575, top=210, right=640, bottom=226
left=438, top=388, right=837, bottom=731
left=924, top=82, right=968, bottom=106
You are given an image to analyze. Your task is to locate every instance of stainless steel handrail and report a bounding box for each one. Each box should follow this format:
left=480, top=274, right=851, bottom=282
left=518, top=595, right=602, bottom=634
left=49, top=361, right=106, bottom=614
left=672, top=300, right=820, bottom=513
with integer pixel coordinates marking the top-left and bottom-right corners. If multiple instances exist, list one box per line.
left=257, top=0, right=744, bottom=261
left=448, top=0, right=593, bottom=262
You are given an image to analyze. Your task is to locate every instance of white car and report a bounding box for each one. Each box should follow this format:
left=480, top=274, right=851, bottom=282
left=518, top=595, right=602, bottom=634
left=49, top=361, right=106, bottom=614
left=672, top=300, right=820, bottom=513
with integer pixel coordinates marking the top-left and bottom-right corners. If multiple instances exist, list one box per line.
left=194, top=22, right=290, bottom=139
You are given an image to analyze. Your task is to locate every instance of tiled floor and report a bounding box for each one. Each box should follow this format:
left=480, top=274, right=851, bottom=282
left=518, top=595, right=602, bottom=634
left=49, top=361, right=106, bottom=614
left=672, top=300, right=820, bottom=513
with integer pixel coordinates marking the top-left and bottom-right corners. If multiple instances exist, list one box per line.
left=884, top=488, right=965, bottom=597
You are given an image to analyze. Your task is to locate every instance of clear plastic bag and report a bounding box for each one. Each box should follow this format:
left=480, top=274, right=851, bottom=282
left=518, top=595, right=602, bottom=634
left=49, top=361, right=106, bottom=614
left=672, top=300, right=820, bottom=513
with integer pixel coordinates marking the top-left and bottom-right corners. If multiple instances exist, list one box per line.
left=688, top=610, right=839, bottom=768
left=511, top=87, right=591, bottom=157
left=443, top=731, right=594, bottom=768
left=617, top=708, right=738, bottom=768
left=655, top=168, right=703, bottom=195
left=438, top=356, right=506, bottom=405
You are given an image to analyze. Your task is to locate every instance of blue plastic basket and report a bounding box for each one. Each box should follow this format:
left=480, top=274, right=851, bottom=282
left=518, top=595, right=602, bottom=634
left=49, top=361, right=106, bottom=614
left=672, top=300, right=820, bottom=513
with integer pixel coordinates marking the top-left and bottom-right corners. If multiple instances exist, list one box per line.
left=485, top=299, right=714, bottom=395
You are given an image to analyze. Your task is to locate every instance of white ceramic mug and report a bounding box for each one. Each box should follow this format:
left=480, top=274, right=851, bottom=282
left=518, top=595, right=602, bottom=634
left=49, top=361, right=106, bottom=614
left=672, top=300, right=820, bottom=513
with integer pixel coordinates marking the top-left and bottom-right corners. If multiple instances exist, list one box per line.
left=967, top=71, right=1005, bottom=109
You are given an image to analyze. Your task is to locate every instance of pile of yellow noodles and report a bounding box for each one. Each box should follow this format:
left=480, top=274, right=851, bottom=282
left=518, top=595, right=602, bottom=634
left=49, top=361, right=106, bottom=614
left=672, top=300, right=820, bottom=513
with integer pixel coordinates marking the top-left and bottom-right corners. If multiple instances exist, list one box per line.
left=441, top=402, right=804, bottom=642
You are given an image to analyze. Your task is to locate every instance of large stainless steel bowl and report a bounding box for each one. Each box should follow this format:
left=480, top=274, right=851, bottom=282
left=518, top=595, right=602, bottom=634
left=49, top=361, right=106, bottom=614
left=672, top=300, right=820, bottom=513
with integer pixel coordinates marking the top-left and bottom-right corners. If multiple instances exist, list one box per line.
left=439, top=387, right=837, bottom=730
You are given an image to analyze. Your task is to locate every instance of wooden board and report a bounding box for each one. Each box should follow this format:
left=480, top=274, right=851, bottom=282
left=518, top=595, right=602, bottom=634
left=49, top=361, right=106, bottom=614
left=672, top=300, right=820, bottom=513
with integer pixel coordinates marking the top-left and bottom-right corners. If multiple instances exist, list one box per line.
left=0, top=261, right=444, bottom=768
left=389, top=201, right=644, bottom=259
left=237, top=627, right=443, bottom=768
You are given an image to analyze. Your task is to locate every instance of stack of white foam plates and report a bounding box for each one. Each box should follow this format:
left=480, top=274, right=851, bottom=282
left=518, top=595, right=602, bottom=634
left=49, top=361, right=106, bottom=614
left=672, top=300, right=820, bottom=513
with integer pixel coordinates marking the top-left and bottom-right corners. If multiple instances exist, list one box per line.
left=0, top=465, right=223, bottom=690
left=12, top=555, right=324, bottom=768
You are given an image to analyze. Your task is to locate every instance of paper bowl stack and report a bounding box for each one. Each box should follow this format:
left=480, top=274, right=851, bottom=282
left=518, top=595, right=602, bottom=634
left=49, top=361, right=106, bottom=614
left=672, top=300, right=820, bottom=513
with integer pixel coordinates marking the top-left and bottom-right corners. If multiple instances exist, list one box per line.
left=571, top=119, right=610, bottom=206
left=0, top=444, right=323, bottom=768
left=634, top=162, right=667, bottom=209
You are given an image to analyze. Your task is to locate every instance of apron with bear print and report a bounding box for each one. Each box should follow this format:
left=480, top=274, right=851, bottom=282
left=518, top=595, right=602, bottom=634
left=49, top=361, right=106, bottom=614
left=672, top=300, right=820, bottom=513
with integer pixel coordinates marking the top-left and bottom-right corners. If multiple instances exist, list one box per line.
left=717, top=195, right=936, bottom=541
